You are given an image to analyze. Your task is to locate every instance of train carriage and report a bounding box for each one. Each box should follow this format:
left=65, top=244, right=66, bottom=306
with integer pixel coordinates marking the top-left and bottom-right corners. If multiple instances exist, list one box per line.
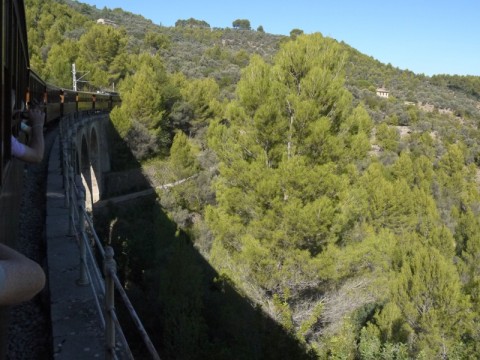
left=0, top=0, right=120, bottom=356
left=94, top=92, right=111, bottom=111
left=110, top=92, right=122, bottom=109
left=0, top=0, right=30, bottom=356
left=44, top=83, right=63, bottom=122
left=27, top=70, right=46, bottom=106
left=77, top=91, right=95, bottom=112
left=1, top=0, right=29, bottom=171
left=62, top=88, right=77, bottom=115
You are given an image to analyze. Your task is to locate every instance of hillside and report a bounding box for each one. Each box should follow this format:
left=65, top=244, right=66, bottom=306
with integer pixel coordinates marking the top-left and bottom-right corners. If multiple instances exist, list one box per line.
left=33, top=0, right=480, bottom=130
left=32, top=0, right=480, bottom=119
left=26, top=0, right=480, bottom=359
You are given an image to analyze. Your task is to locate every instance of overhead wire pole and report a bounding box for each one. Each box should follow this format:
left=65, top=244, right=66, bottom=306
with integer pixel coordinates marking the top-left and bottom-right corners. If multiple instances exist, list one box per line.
left=72, top=63, right=76, bottom=91
left=72, top=63, right=90, bottom=91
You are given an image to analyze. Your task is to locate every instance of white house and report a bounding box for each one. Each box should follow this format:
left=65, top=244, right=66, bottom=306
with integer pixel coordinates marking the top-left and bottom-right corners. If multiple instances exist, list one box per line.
left=376, top=87, right=389, bottom=98
left=96, top=18, right=117, bottom=27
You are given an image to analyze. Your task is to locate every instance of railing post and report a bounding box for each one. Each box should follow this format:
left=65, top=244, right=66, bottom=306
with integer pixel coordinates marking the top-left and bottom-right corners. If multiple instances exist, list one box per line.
left=76, top=187, right=89, bottom=286
left=62, top=140, right=70, bottom=208
left=68, top=168, right=75, bottom=237
left=104, top=246, right=117, bottom=360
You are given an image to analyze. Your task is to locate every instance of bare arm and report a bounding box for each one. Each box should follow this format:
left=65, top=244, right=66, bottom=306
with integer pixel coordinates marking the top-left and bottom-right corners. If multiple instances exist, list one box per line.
left=0, top=243, right=45, bottom=306
left=18, top=108, right=45, bottom=163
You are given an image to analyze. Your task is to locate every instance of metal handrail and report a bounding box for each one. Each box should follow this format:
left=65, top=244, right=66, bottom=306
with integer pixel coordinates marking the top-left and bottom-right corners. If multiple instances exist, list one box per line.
left=109, top=303, right=135, bottom=359
left=110, top=269, right=161, bottom=360
left=60, top=113, right=161, bottom=360
left=78, top=200, right=132, bottom=359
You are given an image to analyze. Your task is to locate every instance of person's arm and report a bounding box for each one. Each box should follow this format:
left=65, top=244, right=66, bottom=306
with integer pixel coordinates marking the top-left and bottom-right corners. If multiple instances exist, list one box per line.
left=0, top=243, right=45, bottom=306
left=17, top=108, right=45, bottom=163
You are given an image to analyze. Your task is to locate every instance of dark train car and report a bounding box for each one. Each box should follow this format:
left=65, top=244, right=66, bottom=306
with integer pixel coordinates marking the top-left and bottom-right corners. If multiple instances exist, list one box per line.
left=77, top=91, right=95, bottom=111
left=1, top=0, right=121, bottom=353
left=27, top=69, right=46, bottom=108
left=62, top=88, right=77, bottom=115
left=0, top=0, right=31, bottom=356
left=93, top=92, right=110, bottom=111
left=44, top=83, right=62, bottom=122
left=110, top=92, right=122, bottom=109
left=0, top=0, right=29, bottom=242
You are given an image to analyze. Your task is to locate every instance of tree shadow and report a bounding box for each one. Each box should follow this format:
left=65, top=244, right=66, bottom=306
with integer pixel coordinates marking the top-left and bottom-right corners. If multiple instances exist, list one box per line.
left=94, top=124, right=316, bottom=360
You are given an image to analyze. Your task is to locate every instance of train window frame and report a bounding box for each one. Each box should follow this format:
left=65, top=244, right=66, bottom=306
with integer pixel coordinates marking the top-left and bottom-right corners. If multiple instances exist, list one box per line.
left=1, top=0, right=30, bottom=186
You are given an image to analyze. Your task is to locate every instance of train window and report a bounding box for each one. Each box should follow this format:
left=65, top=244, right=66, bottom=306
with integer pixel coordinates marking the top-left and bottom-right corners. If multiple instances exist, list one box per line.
left=1, top=0, right=30, bottom=182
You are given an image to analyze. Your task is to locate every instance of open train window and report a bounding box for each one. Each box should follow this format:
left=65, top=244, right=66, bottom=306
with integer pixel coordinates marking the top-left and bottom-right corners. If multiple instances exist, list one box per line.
left=1, top=0, right=31, bottom=186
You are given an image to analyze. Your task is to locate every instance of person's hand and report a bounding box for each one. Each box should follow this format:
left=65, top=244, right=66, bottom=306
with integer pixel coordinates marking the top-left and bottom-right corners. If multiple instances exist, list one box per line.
left=28, top=108, right=45, bottom=129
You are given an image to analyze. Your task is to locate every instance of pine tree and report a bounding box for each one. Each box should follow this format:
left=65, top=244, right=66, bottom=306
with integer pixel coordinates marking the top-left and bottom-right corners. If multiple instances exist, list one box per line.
left=206, top=34, right=363, bottom=337
left=180, top=77, right=222, bottom=135
left=391, top=245, right=472, bottom=358
left=169, top=131, right=200, bottom=179
left=111, top=54, right=179, bottom=158
left=76, top=25, right=128, bottom=89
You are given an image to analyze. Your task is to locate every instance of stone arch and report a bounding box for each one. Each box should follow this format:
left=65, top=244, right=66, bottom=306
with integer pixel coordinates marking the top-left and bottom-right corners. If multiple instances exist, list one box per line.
left=89, top=125, right=101, bottom=203
left=79, top=133, right=93, bottom=210
left=70, top=115, right=110, bottom=210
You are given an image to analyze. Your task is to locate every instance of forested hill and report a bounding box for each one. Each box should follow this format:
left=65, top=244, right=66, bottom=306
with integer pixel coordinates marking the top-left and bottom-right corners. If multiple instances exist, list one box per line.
left=31, top=0, right=480, bottom=119
left=27, top=0, right=480, bottom=359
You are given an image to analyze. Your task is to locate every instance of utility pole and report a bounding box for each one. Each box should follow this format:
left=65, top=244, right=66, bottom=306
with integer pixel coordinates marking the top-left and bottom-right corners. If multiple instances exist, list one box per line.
left=72, top=63, right=77, bottom=91
left=72, top=63, right=90, bottom=91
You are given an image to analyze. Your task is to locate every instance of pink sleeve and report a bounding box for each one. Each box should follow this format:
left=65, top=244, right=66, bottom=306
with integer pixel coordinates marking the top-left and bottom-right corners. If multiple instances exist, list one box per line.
left=11, top=136, right=26, bottom=158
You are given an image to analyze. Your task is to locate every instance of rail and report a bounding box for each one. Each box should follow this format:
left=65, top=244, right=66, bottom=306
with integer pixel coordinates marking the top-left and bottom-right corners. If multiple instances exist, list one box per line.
left=59, top=113, right=161, bottom=360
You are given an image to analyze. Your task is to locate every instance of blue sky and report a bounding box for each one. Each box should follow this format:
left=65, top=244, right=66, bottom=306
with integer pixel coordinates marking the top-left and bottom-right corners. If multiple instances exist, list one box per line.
left=78, top=0, right=480, bottom=76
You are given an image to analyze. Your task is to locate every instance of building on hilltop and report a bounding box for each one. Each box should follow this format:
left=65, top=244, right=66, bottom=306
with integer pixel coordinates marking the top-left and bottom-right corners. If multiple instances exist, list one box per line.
left=97, top=18, right=117, bottom=27
left=376, top=87, right=389, bottom=98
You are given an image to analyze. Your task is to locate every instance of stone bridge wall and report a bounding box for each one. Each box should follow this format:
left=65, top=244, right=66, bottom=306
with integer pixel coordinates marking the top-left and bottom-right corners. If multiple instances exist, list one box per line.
left=63, top=112, right=111, bottom=210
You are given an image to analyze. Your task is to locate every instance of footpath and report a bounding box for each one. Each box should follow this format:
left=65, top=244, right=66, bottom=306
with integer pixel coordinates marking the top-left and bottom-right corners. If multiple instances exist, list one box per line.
left=45, top=135, right=104, bottom=359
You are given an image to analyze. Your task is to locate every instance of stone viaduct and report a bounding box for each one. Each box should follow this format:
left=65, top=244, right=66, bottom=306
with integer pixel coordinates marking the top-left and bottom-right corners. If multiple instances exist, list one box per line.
left=61, top=112, right=111, bottom=210
left=59, top=111, right=152, bottom=211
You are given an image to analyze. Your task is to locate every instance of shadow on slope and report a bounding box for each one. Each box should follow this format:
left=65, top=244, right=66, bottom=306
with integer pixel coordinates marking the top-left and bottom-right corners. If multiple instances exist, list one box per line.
left=94, top=124, right=315, bottom=360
